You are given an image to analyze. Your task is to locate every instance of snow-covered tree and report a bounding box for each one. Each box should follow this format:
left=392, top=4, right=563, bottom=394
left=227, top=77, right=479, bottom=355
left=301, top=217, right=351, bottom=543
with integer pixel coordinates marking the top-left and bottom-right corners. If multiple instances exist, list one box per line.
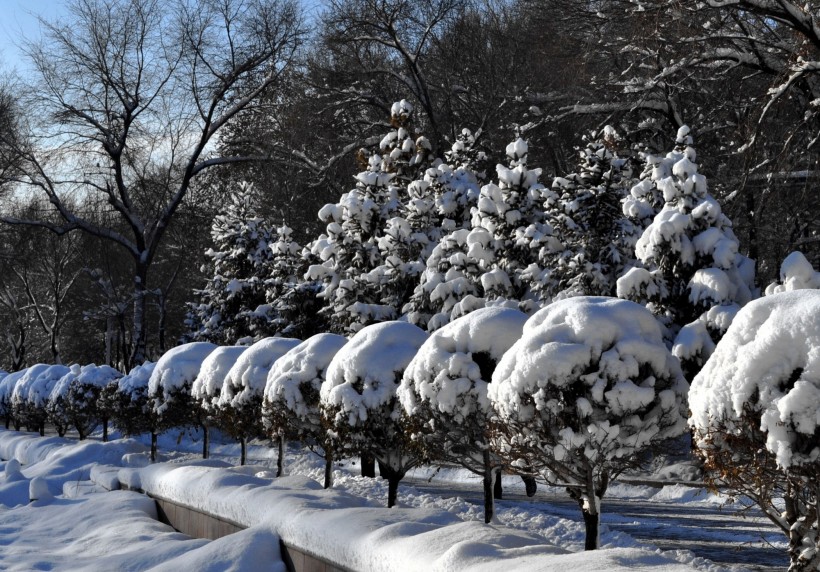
left=490, top=297, right=689, bottom=550
left=263, top=333, right=348, bottom=485
left=0, top=369, right=25, bottom=430
left=321, top=321, right=428, bottom=507
left=148, top=342, right=217, bottom=461
left=407, top=137, right=549, bottom=330
left=399, top=307, right=527, bottom=522
left=186, top=182, right=276, bottom=345
left=536, top=128, right=638, bottom=300
left=11, top=364, right=69, bottom=435
left=765, top=251, right=820, bottom=294
left=190, top=345, right=247, bottom=459
left=215, top=337, right=300, bottom=465
left=107, top=362, right=156, bottom=442
left=307, top=101, right=434, bottom=335
left=616, top=126, right=755, bottom=380
left=48, top=364, right=122, bottom=440
left=689, top=291, right=820, bottom=572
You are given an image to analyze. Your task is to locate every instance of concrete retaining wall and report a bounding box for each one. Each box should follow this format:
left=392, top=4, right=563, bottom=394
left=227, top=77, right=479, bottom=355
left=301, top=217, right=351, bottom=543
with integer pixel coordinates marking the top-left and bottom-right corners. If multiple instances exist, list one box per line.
left=135, top=488, right=348, bottom=572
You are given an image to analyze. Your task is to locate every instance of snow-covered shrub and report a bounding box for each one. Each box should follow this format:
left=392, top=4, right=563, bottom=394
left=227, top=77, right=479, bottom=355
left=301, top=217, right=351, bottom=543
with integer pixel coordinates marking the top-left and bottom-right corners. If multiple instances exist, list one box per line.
left=263, top=333, right=348, bottom=485
left=48, top=364, right=121, bottom=440
left=107, top=362, right=156, bottom=440
left=399, top=307, right=527, bottom=522
left=765, top=251, right=820, bottom=294
left=490, top=297, right=688, bottom=550
left=689, top=290, right=820, bottom=572
left=186, top=182, right=277, bottom=345
left=215, top=337, right=300, bottom=464
left=321, top=321, right=428, bottom=507
left=0, top=369, right=25, bottom=429
left=148, top=343, right=217, bottom=460
left=190, top=345, right=247, bottom=459
left=11, top=364, right=70, bottom=435
left=616, top=126, right=755, bottom=380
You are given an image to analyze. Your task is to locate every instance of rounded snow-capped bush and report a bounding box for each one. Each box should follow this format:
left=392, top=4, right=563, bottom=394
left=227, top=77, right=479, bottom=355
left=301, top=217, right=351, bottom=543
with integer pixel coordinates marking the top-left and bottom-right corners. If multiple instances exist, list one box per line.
left=217, top=337, right=301, bottom=409
left=322, top=322, right=427, bottom=427
left=149, top=342, right=218, bottom=413
left=490, top=297, right=688, bottom=467
left=264, top=333, right=347, bottom=429
left=765, top=251, right=820, bottom=294
left=400, top=307, right=527, bottom=422
left=191, top=346, right=248, bottom=412
left=689, top=290, right=820, bottom=470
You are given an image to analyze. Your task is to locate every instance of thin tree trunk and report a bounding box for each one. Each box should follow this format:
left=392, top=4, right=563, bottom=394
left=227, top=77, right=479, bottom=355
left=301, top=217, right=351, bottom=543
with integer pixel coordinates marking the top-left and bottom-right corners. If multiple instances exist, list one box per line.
left=39, top=422, right=44, bottom=437
left=493, top=470, right=503, bottom=499
left=323, top=452, right=333, bottom=489
left=102, top=418, right=108, bottom=442
left=483, top=449, right=496, bottom=523
left=361, top=452, right=375, bottom=478
left=130, top=263, right=149, bottom=369
left=277, top=434, right=285, bottom=477
left=150, top=431, right=158, bottom=462
left=202, top=424, right=209, bottom=459
left=240, top=436, right=247, bottom=466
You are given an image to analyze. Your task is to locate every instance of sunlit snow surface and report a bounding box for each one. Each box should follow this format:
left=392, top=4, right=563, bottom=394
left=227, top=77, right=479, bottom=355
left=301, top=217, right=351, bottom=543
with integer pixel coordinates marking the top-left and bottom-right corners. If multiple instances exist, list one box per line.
left=0, top=428, right=785, bottom=571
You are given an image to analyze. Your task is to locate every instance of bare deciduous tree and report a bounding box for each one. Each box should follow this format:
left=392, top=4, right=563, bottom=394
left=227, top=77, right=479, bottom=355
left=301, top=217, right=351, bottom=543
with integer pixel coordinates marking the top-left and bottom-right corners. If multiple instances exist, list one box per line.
left=0, top=0, right=305, bottom=367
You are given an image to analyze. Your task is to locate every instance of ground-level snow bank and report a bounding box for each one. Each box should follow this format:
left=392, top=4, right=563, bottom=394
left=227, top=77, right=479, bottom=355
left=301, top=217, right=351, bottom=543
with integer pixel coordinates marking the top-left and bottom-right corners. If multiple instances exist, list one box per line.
left=120, top=459, right=697, bottom=571
left=0, top=470, right=285, bottom=572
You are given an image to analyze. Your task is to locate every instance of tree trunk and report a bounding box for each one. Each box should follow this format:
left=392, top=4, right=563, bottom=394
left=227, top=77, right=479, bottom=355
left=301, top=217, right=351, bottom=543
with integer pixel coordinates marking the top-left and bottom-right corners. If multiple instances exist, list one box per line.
left=277, top=434, right=285, bottom=477
left=493, top=470, right=503, bottom=499
left=324, top=453, right=333, bottom=489
left=202, top=424, right=209, bottom=459
left=361, top=452, right=375, bottom=478
left=38, top=422, right=44, bottom=437
left=102, top=418, right=108, bottom=442
left=240, top=436, right=247, bottom=466
left=150, top=431, right=158, bottom=462
left=483, top=449, right=496, bottom=523
left=387, top=474, right=401, bottom=508
left=4, top=414, right=9, bottom=430
left=130, top=262, right=149, bottom=369
left=582, top=508, right=600, bottom=550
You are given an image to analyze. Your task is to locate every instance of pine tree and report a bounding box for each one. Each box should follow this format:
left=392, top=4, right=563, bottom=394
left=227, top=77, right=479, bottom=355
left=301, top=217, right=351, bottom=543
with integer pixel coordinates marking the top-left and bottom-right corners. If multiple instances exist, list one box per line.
left=616, top=126, right=755, bottom=379
left=536, top=128, right=638, bottom=300
left=186, top=182, right=276, bottom=344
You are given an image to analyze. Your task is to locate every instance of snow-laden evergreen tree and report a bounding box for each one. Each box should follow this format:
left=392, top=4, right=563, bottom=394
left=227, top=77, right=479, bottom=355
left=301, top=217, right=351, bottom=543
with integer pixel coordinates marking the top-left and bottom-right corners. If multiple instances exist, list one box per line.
left=407, top=137, right=550, bottom=330
left=535, top=128, right=638, bottom=301
left=307, top=102, right=432, bottom=335
left=490, top=297, right=689, bottom=551
left=321, top=321, right=428, bottom=507
left=186, top=182, right=276, bottom=345
left=399, top=307, right=527, bottom=523
left=616, top=126, right=755, bottom=380
left=263, top=224, right=326, bottom=339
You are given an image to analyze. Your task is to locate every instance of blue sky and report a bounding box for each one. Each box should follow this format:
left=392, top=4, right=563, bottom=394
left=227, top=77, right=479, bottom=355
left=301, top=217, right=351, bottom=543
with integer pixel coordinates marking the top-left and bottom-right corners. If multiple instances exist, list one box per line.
left=0, top=1, right=70, bottom=73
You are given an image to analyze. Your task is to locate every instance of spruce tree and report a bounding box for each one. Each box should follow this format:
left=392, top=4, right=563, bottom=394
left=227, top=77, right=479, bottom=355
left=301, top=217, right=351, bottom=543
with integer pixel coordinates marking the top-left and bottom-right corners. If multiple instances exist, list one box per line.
left=186, top=182, right=276, bottom=344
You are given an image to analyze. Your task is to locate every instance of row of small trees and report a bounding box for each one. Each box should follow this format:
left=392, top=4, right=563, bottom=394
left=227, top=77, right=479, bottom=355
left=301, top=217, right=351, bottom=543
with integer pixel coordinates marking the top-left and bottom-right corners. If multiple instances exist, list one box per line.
left=0, top=296, right=690, bottom=553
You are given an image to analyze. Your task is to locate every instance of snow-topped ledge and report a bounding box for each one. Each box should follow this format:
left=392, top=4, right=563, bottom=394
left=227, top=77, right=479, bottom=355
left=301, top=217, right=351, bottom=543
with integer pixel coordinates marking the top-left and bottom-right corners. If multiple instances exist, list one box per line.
left=118, top=460, right=696, bottom=571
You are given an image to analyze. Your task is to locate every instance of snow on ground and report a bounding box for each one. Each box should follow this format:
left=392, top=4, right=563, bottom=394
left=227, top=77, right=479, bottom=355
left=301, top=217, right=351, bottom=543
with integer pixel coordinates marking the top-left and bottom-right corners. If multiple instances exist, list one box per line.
left=0, top=427, right=775, bottom=571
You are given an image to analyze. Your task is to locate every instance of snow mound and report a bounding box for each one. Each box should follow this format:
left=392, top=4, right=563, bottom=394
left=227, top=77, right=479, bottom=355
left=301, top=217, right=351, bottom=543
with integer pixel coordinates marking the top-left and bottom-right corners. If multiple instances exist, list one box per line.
left=218, top=337, right=301, bottom=407
left=191, top=345, right=248, bottom=407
